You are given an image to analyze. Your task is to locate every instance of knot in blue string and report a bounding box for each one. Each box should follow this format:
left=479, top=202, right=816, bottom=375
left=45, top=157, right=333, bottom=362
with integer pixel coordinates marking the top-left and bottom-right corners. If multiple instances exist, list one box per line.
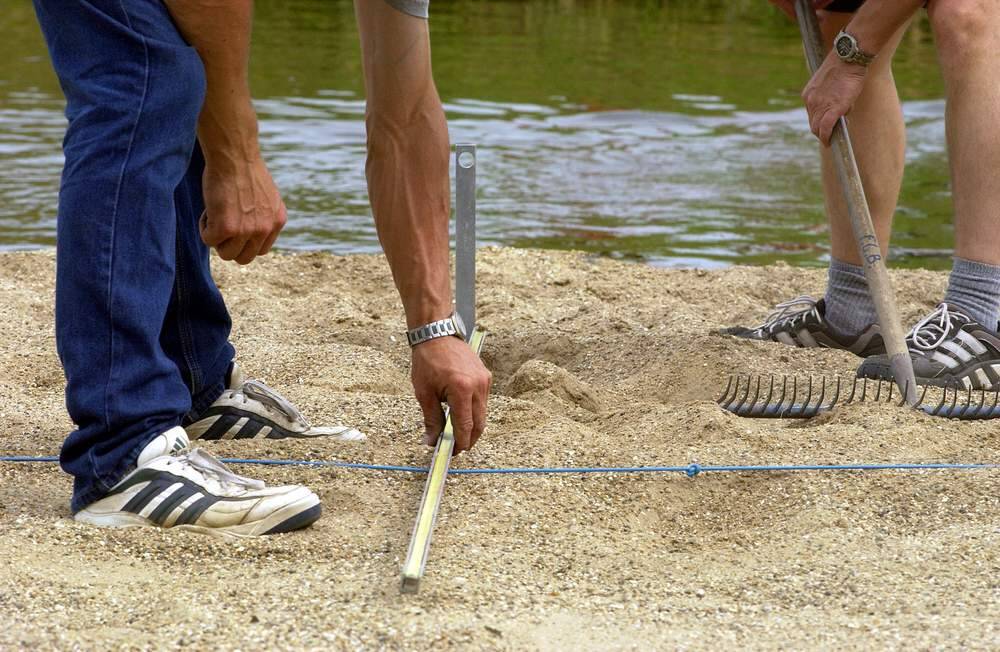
left=686, top=463, right=702, bottom=478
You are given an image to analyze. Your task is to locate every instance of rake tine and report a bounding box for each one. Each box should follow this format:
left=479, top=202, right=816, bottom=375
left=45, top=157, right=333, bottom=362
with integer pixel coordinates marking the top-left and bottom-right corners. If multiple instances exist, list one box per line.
left=786, top=376, right=800, bottom=417
left=987, top=385, right=1000, bottom=419
left=957, top=384, right=975, bottom=419
left=733, top=375, right=753, bottom=414
left=886, top=380, right=894, bottom=402
left=874, top=378, right=883, bottom=402
left=931, top=382, right=949, bottom=416
left=750, top=375, right=763, bottom=413
left=918, top=383, right=929, bottom=406
left=811, top=376, right=828, bottom=416
left=845, top=376, right=859, bottom=404
left=769, top=376, right=789, bottom=417
left=750, top=376, right=776, bottom=417
left=896, top=380, right=909, bottom=407
left=860, top=377, right=868, bottom=402
left=969, top=386, right=987, bottom=420
left=946, top=381, right=960, bottom=418
left=828, top=376, right=842, bottom=411
left=793, top=376, right=814, bottom=418
left=717, top=375, right=735, bottom=405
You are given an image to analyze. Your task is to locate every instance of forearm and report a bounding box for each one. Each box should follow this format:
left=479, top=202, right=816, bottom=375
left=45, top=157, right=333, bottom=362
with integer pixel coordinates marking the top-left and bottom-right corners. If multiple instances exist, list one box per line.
left=164, top=0, right=259, bottom=168
left=366, top=96, right=453, bottom=329
left=842, top=0, right=924, bottom=54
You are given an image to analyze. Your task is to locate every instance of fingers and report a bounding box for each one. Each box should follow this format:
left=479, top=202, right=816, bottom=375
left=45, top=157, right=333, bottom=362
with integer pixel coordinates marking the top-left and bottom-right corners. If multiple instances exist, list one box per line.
left=417, top=388, right=445, bottom=446
left=818, top=112, right=839, bottom=145
left=470, top=385, right=489, bottom=450
left=448, top=387, right=475, bottom=454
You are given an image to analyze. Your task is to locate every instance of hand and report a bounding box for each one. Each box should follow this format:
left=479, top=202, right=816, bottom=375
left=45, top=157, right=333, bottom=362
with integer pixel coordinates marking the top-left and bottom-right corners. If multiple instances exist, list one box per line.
left=200, top=153, right=287, bottom=265
left=802, top=51, right=868, bottom=145
left=768, top=0, right=836, bottom=20
left=411, top=336, right=492, bottom=454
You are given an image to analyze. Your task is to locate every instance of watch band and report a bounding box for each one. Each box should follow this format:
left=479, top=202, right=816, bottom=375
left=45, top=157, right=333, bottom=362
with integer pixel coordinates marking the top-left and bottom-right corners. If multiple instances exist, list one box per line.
left=834, top=30, right=875, bottom=66
left=406, top=313, right=466, bottom=347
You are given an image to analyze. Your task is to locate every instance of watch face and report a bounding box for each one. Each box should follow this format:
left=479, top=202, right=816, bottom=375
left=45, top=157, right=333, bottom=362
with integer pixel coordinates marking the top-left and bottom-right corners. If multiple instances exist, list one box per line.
left=835, top=34, right=854, bottom=58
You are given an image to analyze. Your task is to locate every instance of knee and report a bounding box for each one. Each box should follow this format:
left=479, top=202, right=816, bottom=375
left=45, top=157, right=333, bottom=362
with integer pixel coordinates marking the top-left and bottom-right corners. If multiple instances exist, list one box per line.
left=929, top=0, right=995, bottom=62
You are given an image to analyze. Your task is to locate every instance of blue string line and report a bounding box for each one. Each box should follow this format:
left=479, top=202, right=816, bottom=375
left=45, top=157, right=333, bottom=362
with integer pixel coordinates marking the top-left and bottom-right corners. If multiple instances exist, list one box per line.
left=1, top=456, right=997, bottom=477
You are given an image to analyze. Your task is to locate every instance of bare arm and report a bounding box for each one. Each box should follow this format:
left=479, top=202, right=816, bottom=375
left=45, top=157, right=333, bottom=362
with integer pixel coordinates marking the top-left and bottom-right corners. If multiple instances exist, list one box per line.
left=354, top=0, right=491, bottom=453
left=165, top=0, right=286, bottom=265
left=801, top=0, right=923, bottom=143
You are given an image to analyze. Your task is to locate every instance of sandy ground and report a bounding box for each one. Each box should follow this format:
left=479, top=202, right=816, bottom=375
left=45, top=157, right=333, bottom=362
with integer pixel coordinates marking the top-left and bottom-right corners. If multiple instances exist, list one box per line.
left=0, top=248, right=997, bottom=650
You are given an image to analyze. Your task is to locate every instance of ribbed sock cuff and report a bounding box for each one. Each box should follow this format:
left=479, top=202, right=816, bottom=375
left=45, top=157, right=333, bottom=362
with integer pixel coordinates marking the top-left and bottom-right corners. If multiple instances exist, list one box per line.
left=944, top=256, right=1000, bottom=329
left=824, top=258, right=877, bottom=336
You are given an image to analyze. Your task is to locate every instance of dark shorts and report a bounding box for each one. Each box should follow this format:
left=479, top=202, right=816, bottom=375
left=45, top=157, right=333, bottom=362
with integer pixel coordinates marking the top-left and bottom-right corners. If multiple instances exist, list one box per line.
left=825, top=0, right=865, bottom=11
left=384, top=0, right=429, bottom=18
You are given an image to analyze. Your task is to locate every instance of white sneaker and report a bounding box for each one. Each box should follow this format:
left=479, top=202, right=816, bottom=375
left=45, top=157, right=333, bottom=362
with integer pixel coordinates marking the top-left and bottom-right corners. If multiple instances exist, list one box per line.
left=74, top=427, right=321, bottom=537
left=185, top=363, right=365, bottom=442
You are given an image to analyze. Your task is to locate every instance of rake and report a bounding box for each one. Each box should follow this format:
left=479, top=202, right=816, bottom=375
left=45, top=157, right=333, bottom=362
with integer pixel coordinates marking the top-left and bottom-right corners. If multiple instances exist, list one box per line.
left=718, top=375, right=1000, bottom=420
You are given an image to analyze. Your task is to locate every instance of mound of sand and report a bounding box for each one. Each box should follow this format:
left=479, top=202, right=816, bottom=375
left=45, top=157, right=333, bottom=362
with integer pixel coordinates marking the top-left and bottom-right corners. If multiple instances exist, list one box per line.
left=1, top=248, right=997, bottom=650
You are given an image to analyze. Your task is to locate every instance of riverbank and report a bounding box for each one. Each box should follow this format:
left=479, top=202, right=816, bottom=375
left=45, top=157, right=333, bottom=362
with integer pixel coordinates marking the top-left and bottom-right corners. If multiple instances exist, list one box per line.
left=1, top=248, right=997, bottom=650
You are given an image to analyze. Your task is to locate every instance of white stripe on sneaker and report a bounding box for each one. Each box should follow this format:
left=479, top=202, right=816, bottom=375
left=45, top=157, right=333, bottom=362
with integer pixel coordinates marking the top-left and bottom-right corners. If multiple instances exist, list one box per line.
left=941, top=340, right=973, bottom=362
left=957, top=330, right=988, bottom=355
left=162, top=492, right=204, bottom=528
left=974, top=368, right=990, bottom=388
left=138, top=482, right=184, bottom=520
left=932, top=351, right=961, bottom=369
left=223, top=417, right=248, bottom=440
left=776, top=332, right=796, bottom=347
left=796, top=329, right=818, bottom=348
left=255, top=426, right=272, bottom=440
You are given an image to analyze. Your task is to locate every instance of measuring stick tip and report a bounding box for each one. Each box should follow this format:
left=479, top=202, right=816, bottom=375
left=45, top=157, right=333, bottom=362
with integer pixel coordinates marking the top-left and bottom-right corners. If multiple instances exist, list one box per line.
left=400, top=576, right=421, bottom=594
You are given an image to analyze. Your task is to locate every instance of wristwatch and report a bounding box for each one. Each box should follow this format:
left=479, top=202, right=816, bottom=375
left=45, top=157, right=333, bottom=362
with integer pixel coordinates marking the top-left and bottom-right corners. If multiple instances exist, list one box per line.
left=406, top=312, right=467, bottom=347
left=834, top=30, right=875, bottom=67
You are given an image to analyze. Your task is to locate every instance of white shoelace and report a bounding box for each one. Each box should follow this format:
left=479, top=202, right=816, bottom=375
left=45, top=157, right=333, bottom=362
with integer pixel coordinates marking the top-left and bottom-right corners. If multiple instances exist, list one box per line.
left=168, top=448, right=265, bottom=491
left=227, top=379, right=308, bottom=426
left=908, top=303, right=967, bottom=352
left=755, top=295, right=819, bottom=334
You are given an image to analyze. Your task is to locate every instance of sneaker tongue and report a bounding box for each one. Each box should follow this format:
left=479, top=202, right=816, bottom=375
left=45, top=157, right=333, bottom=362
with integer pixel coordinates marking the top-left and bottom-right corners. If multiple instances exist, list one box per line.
left=137, top=426, right=190, bottom=467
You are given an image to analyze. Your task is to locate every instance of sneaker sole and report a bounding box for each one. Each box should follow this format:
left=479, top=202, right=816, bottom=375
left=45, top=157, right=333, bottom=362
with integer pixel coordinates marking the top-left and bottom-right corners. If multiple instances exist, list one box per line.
left=75, top=494, right=322, bottom=539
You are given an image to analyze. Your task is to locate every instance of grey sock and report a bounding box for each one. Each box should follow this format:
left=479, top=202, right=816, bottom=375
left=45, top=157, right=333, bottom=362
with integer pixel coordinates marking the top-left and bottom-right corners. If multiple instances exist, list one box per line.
left=824, top=258, right=878, bottom=336
left=943, top=256, right=1000, bottom=329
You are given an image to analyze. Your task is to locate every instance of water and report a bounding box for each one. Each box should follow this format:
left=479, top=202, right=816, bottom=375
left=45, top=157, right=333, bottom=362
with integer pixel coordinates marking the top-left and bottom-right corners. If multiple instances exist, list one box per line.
left=0, top=0, right=951, bottom=268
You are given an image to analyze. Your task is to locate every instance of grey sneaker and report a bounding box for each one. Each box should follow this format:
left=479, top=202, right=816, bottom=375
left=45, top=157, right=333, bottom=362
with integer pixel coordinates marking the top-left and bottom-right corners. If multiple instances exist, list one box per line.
left=75, top=427, right=321, bottom=537
left=857, top=303, right=1000, bottom=390
left=722, top=296, right=886, bottom=357
left=185, top=362, right=365, bottom=442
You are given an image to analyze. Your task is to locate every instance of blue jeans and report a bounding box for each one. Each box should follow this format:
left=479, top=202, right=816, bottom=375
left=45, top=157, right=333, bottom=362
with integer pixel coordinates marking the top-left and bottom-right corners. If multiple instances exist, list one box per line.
left=34, top=0, right=235, bottom=512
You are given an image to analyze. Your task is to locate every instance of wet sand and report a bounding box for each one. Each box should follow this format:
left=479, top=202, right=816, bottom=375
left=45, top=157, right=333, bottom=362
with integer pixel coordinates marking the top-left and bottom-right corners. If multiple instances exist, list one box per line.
left=1, top=248, right=997, bottom=650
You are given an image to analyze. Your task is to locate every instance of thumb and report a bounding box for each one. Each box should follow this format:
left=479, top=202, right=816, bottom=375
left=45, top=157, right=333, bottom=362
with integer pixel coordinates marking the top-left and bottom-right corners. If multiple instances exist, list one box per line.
left=416, top=390, right=445, bottom=446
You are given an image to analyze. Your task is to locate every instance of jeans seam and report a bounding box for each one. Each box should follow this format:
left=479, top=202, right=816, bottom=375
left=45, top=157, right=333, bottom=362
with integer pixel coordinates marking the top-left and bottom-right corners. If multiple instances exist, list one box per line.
left=174, top=234, right=203, bottom=393
left=103, top=1, right=151, bottom=432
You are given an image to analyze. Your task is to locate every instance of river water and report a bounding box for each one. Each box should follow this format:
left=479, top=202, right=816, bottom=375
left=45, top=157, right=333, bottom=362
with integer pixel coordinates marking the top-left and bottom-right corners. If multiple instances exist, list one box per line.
left=0, top=0, right=951, bottom=268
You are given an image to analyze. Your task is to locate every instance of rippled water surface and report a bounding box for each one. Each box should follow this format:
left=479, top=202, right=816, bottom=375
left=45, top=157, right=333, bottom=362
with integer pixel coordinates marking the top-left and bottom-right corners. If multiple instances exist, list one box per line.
left=1, top=0, right=951, bottom=268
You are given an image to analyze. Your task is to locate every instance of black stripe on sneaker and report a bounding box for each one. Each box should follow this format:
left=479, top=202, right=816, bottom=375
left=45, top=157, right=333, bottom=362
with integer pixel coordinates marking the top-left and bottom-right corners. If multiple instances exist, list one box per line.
left=148, top=485, right=198, bottom=525
left=189, top=408, right=304, bottom=440
left=199, top=414, right=241, bottom=441
left=233, top=418, right=265, bottom=440
left=175, top=495, right=219, bottom=526
left=121, top=477, right=176, bottom=514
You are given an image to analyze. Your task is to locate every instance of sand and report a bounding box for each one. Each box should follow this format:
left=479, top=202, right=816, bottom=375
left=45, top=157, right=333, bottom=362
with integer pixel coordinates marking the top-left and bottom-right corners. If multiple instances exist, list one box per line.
left=0, top=248, right=997, bottom=650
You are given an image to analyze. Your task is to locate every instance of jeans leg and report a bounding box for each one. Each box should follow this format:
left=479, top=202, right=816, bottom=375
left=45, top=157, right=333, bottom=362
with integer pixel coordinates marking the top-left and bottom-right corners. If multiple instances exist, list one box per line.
left=34, top=0, right=208, bottom=512
left=161, top=141, right=236, bottom=422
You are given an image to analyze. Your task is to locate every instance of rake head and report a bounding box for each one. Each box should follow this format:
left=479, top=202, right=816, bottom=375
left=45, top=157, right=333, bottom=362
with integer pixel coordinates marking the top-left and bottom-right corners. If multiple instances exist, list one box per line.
left=717, top=375, right=1000, bottom=420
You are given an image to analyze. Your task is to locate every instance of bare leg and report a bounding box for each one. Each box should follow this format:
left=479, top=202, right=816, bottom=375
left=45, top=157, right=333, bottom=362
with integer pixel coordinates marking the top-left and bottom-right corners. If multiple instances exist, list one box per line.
left=929, top=0, right=1000, bottom=266
left=818, top=11, right=908, bottom=263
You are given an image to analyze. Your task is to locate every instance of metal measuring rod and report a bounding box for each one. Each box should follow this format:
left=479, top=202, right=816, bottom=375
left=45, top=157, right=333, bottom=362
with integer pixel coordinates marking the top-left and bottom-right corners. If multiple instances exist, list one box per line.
left=400, top=143, right=480, bottom=594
